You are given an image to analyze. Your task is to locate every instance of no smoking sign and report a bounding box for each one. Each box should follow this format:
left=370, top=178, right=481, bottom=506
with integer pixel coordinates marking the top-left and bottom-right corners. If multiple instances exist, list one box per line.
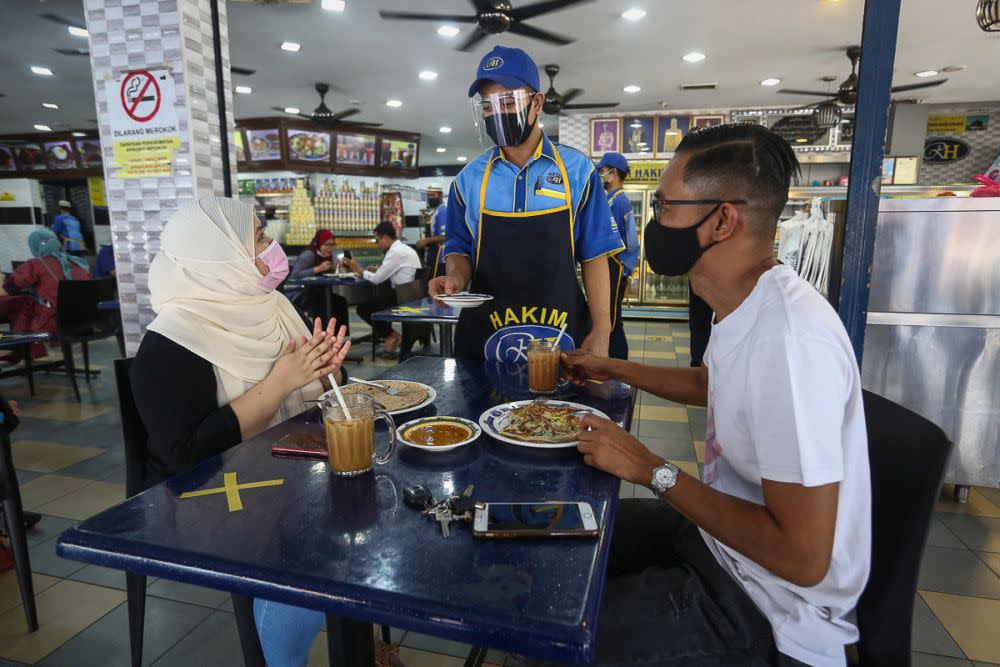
left=120, top=71, right=161, bottom=123
left=109, top=68, right=179, bottom=140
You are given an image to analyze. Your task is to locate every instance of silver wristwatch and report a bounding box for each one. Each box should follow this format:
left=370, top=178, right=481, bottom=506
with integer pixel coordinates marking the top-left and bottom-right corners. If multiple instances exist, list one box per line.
left=650, top=462, right=680, bottom=499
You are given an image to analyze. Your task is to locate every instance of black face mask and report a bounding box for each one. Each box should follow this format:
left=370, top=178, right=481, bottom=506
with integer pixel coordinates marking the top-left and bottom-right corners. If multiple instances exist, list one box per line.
left=484, top=111, right=536, bottom=147
left=643, top=204, right=722, bottom=276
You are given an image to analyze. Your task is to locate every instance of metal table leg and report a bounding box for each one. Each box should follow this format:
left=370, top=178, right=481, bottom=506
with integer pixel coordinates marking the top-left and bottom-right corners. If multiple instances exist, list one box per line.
left=326, top=614, right=375, bottom=666
left=954, top=485, right=971, bottom=504
left=324, top=287, right=334, bottom=326
left=441, top=323, right=455, bottom=358
left=23, top=345, right=35, bottom=397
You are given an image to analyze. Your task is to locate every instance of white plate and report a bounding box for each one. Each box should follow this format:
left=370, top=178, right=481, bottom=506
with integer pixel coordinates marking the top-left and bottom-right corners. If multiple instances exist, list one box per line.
left=320, top=381, right=436, bottom=416
left=437, top=293, right=494, bottom=309
left=397, top=416, right=481, bottom=452
left=478, top=400, right=610, bottom=449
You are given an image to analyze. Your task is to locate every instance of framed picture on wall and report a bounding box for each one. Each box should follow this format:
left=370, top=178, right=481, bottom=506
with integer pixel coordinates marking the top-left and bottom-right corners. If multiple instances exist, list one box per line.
left=655, top=115, right=691, bottom=156
left=693, top=115, right=726, bottom=129
left=336, top=133, right=377, bottom=166
left=621, top=117, right=655, bottom=159
left=590, top=118, right=621, bottom=157
left=380, top=138, right=418, bottom=168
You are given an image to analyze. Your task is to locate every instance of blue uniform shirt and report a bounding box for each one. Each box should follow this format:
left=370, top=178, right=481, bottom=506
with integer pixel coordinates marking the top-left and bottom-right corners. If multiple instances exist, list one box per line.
left=431, top=203, right=448, bottom=237
left=94, top=244, right=115, bottom=279
left=52, top=214, right=85, bottom=251
left=607, top=188, right=640, bottom=275
left=443, top=134, right=623, bottom=265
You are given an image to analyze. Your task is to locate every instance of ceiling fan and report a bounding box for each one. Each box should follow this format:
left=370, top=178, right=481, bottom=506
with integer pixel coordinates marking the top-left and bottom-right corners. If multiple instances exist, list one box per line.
left=378, top=0, right=592, bottom=52
left=779, top=45, right=948, bottom=107
left=541, top=65, right=618, bottom=115
left=271, top=83, right=382, bottom=127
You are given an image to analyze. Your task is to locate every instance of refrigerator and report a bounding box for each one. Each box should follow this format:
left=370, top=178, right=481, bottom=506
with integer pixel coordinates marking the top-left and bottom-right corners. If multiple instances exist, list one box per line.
left=622, top=187, right=691, bottom=309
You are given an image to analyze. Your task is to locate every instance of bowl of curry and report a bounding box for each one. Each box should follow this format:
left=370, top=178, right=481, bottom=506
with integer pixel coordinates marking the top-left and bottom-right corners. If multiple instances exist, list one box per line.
left=398, top=416, right=481, bottom=452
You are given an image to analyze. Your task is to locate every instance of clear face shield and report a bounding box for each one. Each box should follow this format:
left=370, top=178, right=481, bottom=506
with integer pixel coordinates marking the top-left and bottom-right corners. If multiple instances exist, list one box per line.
left=471, top=88, right=538, bottom=148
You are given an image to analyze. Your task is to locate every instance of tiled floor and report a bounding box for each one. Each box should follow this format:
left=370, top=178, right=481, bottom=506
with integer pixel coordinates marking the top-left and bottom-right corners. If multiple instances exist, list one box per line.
left=0, top=318, right=998, bottom=666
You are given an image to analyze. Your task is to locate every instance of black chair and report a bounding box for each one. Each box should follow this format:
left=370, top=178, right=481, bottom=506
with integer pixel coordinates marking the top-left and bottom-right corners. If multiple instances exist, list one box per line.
left=394, top=279, right=433, bottom=361
left=56, top=278, right=125, bottom=402
left=354, top=281, right=397, bottom=361
left=0, top=393, right=38, bottom=633
left=114, top=359, right=265, bottom=667
left=852, top=390, right=952, bottom=665
left=10, top=260, right=26, bottom=273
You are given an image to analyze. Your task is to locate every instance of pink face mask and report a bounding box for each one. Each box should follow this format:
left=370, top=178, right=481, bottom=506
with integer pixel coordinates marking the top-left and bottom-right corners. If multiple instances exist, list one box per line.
left=256, top=239, right=289, bottom=291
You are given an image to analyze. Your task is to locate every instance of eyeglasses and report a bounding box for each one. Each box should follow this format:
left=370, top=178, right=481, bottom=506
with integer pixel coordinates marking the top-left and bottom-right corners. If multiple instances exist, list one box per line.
left=649, top=195, right=748, bottom=217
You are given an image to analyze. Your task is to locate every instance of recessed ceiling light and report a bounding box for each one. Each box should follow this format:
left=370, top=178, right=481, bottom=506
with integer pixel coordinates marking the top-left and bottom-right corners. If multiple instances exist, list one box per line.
left=623, top=85, right=641, bottom=93
left=457, top=156, right=468, bottom=162
left=284, top=107, right=300, bottom=114
left=235, top=85, right=252, bottom=95
left=419, top=70, right=439, bottom=81
left=437, top=25, right=460, bottom=37
left=321, top=0, right=346, bottom=10
left=621, top=8, right=646, bottom=21
left=760, top=78, right=781, bottom=87
left=31, top=66, right=54, bottom=76
left=914, top=70, right=938, bottom=78
left=795, top=138, right=809, bottom=143
left=436, top=147, right=447, bottom=153
left=34, top=124, right=52, bottom=131
left=68, top=26, right=89, bottom=38
left=682, top=51, right=706, bottom=63
left=439, top=126, right=452, bottom=133
left=42, top=102, right=59, bottom=109
left=72, top=132, right=87, bottom=137
left=280, top=42, right=301, bottom=52
left=940, top=65, right=967, bottom=73
left=386, top=99, right=403, bottom=108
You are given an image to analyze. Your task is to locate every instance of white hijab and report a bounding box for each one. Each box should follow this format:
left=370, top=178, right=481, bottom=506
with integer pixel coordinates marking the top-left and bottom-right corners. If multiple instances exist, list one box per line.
left=147, top=197, right=322, bottom=425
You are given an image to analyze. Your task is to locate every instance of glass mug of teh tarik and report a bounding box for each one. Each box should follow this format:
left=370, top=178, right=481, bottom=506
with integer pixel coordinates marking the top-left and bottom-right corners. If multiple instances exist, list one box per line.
left=527, top=338, right=561, bottom=394
left=322, top=394, right=396, bottom=476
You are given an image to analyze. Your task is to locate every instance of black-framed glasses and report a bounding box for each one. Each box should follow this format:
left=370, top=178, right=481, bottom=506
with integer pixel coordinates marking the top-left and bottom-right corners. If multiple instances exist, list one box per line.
left=650, top=195, right=748, bottom=217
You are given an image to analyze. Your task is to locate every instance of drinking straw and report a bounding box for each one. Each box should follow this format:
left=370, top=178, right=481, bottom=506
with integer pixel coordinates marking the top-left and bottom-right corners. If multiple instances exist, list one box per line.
left=327, top=372, right=352, bottom=420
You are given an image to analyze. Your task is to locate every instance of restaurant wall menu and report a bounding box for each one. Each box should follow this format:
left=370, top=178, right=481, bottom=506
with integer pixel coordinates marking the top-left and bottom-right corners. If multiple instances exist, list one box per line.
left=76, top=140, right=103, bottom=168
left=380, top=139, right=417, bottom=168
left=0, top=145, right=15, bottom=172
left=287, top=129, right=331, bottom=163
left=16, top=144, right=46, bottom=171
left=44, top=141, right=77, bottom=170
left=337, top=133, right=377, bottom=166
left=234, top=130, right=246, bottom=162
left=247, top=129, right=281, bottom=161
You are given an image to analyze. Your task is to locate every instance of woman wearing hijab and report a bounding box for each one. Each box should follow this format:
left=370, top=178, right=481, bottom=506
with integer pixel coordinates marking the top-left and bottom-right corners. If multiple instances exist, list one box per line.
left=0, top=228, right=91, bottom=363
left=285, top=229, right=350, bottom=332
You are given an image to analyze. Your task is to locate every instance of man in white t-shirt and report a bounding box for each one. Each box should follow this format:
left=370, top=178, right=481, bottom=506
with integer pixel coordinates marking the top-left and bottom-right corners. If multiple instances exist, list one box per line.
left=560, top=123, right=870, bottom=666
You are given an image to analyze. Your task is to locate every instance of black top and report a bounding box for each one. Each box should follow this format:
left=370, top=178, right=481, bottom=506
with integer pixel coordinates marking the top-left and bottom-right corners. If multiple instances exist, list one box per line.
left=131, top=331, right=243, bottom=485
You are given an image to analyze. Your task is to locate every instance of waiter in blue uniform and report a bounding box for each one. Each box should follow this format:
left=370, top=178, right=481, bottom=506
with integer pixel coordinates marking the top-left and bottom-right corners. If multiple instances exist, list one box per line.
left=428, top=46, right=623, bottom=361
left=597, top=152, right=639, bottom=359
left=416, top=186, right=447, bottom=278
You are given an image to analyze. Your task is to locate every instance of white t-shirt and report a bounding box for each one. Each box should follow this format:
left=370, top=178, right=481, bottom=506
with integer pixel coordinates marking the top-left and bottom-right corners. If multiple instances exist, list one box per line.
left=700, top=265, right=870, bottom=667
left=363, top=240, right=422, bottom=287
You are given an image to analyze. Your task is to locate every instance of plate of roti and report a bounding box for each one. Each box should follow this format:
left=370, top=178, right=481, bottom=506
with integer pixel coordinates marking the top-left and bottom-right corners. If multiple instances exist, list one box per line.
left=478, top=400, right=610, bottom=449
left=321, top=380, right=436, bottom=416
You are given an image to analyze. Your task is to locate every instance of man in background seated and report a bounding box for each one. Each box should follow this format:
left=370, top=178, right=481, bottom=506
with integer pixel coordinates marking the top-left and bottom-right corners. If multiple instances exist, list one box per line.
left=342, top=222, right=422, bottom=356
left=52, top=200, right=86, bottom=256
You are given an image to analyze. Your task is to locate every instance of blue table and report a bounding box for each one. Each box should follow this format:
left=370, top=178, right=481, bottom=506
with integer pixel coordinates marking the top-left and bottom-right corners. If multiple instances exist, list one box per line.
left=285, top=273, right=374, bottom=305
left=371, top=297, right=460, bottom=357
left=57, top=357, right=636, bottom=664
left=0, top=332, right=52, bottom=396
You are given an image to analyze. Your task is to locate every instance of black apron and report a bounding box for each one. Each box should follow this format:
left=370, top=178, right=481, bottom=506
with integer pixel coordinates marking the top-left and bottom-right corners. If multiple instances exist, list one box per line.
left=607, top=254, right=629, bottom=359
left=453, top=146, right=590, bottom=361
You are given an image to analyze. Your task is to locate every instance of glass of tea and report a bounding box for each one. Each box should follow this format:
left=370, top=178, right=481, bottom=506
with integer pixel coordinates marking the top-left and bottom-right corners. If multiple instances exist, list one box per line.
left=322, top=394, right=396, bottom=476
left=527, top=338, right=561, bottom=395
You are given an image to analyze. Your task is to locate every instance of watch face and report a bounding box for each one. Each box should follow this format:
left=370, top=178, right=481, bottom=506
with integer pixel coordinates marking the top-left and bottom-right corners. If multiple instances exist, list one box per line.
left=654, top=465, right=677, bottom=490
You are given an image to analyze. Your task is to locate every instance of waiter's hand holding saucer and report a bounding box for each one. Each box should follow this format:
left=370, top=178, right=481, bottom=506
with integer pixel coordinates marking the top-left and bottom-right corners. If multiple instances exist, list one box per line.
left=430, top=46, right=624, bottom=361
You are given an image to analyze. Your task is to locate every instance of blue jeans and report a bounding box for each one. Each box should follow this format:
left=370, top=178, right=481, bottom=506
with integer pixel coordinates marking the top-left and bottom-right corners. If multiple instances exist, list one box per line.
left=253, top=598, right=325, bottom=667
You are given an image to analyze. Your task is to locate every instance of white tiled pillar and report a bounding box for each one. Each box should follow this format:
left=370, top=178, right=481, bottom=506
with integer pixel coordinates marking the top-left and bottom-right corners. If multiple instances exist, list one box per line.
left=84, top=0, right=237, bottom=353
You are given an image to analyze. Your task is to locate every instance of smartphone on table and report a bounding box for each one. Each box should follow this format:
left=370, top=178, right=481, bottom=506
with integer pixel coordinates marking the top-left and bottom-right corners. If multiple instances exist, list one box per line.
left=473, top=501, right=599, bottom=539
left=271, top=432, right=326, bottom=459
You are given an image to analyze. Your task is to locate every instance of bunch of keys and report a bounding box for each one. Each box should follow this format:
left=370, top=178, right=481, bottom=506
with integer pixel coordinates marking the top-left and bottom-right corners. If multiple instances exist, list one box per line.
left=403, top=484, right=476, bottom=538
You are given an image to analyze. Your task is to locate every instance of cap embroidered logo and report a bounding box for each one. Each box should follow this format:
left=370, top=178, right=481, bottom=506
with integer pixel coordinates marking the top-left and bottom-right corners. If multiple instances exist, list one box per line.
left=484, top=57, right=504, bottom=71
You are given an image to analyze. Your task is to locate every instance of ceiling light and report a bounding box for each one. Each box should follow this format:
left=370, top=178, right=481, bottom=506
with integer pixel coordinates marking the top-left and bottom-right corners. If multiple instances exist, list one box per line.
left=914, top=70, right=939, bottom=78
left=436, top=147, right=447, bottom=153
left=68, top=26, right=89, bottom=38
left=623, top=85, right=641, bottom=93
left=280, top=42, right=301, bottom=52
left=235, top=85, right=252, bottom=95
left=419, top=70, right=439, bottom=81
left=72, top=132, right=87, bottom=137
left=457, top=156, right=467, bottom=162
left=34, top=124, right=52, bottom=131
left=321, top=0, right=346, bottom=10
left=795, top=138, right=809, bottom=143
left=385, top=99, right=403, bottom=108
left=940, top=65, right=967, bottom=73
left=621, top=8, right=646, bottom=21
left=42, top=102, right=59, bottom=109
left=284, top=107, right=300, bottom=114
left=539, top=122, right=544, bottom=128
left=439, top=126, right=452, bottom=133
left=437, top=25, right=460, bottom=37
left=682, top=51, right=706, bottom=63
left=31, top=66, right=54, bottom=76
left=630, top=122, right=642, bottom=127
left=760, top=78, right=781, bottom=87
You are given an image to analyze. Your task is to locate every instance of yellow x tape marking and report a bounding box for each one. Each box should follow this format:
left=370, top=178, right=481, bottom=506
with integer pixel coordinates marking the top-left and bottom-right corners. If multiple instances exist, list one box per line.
left=179, top=472, right=284, bottom=512
left=393, top=307, right=429, bottom=313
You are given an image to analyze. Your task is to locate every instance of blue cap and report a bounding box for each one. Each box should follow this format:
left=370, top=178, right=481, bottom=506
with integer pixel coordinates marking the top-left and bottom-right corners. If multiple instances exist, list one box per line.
left=597, top=152, right=630, bottom=175
left=468, top=46, right=541, bottom=98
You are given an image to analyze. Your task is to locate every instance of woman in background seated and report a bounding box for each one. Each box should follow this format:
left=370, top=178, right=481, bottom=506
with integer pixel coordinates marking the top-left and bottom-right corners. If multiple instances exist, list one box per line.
left=0, top=228, right=91, bottom=363
left=287, top=229, right=350, bottom=333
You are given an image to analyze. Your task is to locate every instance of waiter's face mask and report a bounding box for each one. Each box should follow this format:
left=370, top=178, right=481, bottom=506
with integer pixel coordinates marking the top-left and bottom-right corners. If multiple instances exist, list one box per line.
left=472, top=88, right=539, bottom=148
